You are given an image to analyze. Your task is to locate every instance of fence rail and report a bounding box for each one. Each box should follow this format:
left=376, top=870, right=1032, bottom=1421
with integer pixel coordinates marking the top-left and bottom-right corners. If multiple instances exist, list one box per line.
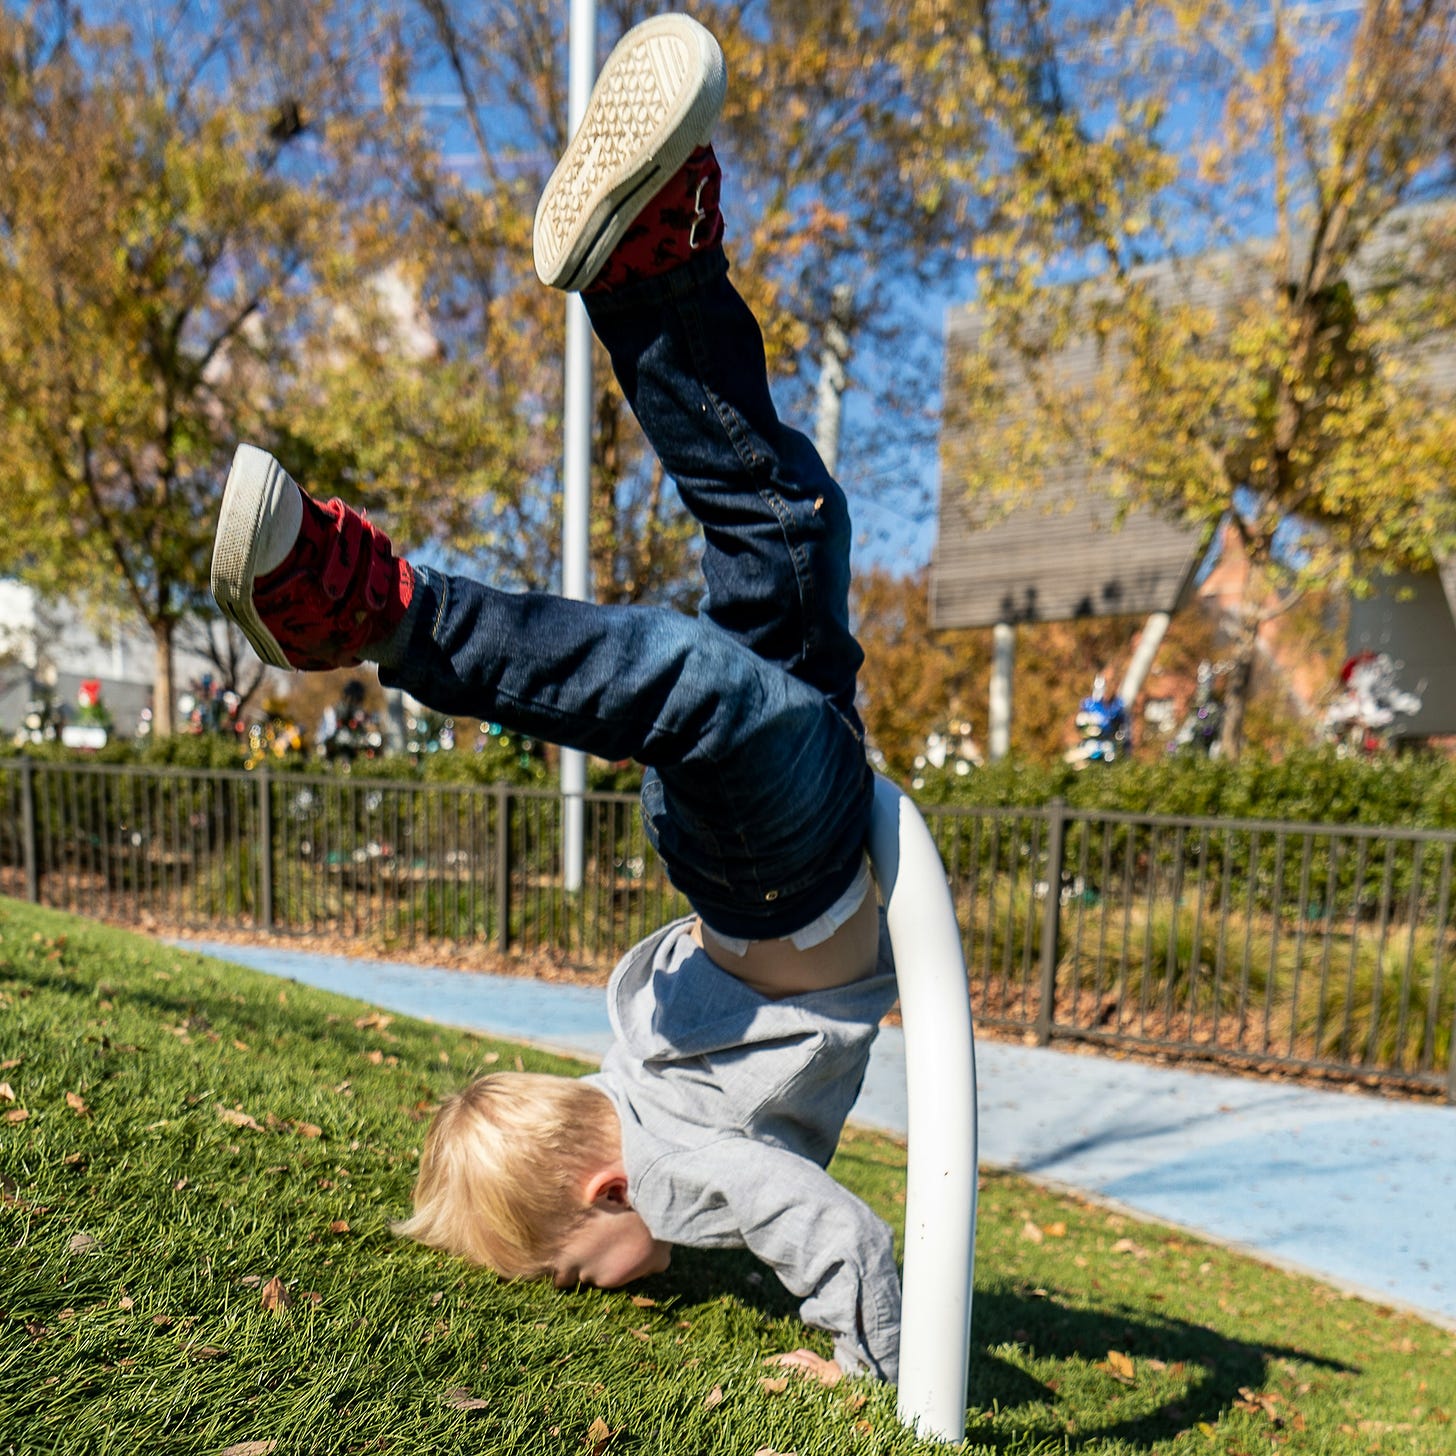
left=2, top=757, right=1452, bottom=1098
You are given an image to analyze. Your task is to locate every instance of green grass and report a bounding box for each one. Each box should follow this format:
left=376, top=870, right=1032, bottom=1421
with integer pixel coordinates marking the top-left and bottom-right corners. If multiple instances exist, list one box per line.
left=2, top=896, right=1453, bottom=1456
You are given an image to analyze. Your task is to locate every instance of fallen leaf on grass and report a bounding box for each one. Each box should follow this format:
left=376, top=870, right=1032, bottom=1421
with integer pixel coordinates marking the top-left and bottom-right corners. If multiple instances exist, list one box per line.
left=1234, top=1386, right=1280, bottom=1420
left=702, top=1385, right=724, bottom=1410
left=328, top=1219, right=350, bottom=1235
left=354, top=1012, right=393, bottom=1032
left=293, top=1122, right=322, bottom=1139
left=629, top=1294, right=656, bottom=1308
left=65, top=1091, right=89, bottom=1116
left=68, top=1232, right=98, bottom=1254
left=753, top=1448, right=798, bottom=1456
left=584, top=1416, right=612, bottom=1454
left=1110, top=1237, right=1151, bottom=1259
left=759, top=1377, right=789, bottom=1394
left=1099, top=1350, right=1136, bottom=1384
left=1021, top=1220, right=1044, bottom=1243
left=4, top=1108, right=28, bottom=1123
left=0, top=1082, right=14, bottom=1101
left=440, top=1387, right=488, bottom=1412
left=764, top=1350, right=842, bottom=1386
left=218, top=1442, right=277, bottom=1456
left=259, top=1277, right=293, bottom=1312
left=0, top=1058, right=20, bottom=1070
left=216, top=1105, right=263, bottom=1133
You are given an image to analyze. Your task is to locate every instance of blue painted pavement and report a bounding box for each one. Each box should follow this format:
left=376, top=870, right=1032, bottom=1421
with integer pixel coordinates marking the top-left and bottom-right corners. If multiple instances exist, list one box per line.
left=176, top=939, right=1456, bottom=1331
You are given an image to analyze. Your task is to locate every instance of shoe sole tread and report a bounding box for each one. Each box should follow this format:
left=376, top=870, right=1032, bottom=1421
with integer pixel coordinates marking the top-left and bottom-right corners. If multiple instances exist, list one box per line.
left=210, top=445, right=293, bottom=669
left=533, top=15, right=725, bottom=290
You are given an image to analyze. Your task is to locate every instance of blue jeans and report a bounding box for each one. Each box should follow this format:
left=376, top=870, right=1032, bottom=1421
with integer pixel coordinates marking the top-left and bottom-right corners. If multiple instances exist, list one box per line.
left=381, top=247, right=872, bottom=939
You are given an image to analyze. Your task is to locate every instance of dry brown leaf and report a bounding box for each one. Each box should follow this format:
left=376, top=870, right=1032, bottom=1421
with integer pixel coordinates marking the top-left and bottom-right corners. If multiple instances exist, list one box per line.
left=759, top=1376, right=789, bottom=1394
left=1102, top=1350, right=1136, bottom=1384
left=843, top=1391, right=868, bottom=1413
left=753, top=1449, right=798, bottom=1456
left=219, top=1443, right=278, bottom=1456
left=1045, top=1221, right=1068, bottom=1238
left=702, top=1385, right=725, bottom=1410
left=65, top=1091, right=89, bottom=1116
left=354, top=1012, right=393, bottom=1032
left=441, top=1386, right=489, bottom=1412
left=216, top=1105, right=263, bottom=1133
left=259, top=1277, right=293, bottom=1313
left=68, top=1232, right=98, bottom=1253
left=764, top=1350, right=842, bottom=1386
left=584, top=1416, right=612, bottom=1455
left=629, top=1294, right=657, bottom=1308
left=4, top=1108, right=27, bottom=1123
left=1110, top=1237, right=1151, bottom=1259
left=328, top=1219, right=350, bottom=1235
left=1021, top=1220, right=1044, bottom=1243
left=294, top=1122, right=322, bottom=1139
left=0, top=1058, right=20, bottom=1070
left=628, top=1324, right=652, bottom=1342
left=0, top=1082, right=14, bottom=1101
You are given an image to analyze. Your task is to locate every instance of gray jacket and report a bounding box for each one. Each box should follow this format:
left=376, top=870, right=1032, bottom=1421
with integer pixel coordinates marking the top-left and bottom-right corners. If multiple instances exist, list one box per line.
left=586, top=915, right=901, bottom=1380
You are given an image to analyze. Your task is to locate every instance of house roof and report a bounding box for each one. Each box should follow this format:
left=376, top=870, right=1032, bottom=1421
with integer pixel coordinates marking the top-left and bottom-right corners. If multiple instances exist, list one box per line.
left=931, top=206, right=1455, bottom=630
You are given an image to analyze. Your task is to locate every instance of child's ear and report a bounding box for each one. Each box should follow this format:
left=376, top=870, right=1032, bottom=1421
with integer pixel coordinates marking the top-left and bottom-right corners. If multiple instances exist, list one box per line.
left=582, top=1166, right=631, bottom=1208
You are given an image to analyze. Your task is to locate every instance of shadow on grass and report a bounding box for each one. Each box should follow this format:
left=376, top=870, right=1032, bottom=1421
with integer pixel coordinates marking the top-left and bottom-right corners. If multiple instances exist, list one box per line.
left=646, top=1255, right=1354, bottom=1452
left=965, top=1286, right=1353, bottom=1450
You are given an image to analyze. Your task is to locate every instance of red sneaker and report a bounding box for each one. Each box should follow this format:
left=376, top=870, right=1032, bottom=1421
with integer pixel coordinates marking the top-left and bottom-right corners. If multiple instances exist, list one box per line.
left=584, top=145, right=723, bottom=294
left=532, top=13, right=726, bottom=292
left=210, top=445, right=414, bottom=671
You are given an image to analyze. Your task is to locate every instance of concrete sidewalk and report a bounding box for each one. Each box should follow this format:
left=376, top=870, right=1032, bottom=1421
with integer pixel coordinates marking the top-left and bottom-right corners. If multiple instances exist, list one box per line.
left=177, top=938, right=1456, bottom=1332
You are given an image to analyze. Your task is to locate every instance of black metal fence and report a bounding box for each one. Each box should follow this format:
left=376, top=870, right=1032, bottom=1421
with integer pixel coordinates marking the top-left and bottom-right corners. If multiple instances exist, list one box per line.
left=2, top=757, right=1452, bottom=1099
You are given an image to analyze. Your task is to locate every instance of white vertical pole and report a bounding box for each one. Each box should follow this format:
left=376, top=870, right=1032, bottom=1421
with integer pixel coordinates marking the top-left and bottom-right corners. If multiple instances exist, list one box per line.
left=1117, top=610, right=1171, bottom=713
left=560, top=0, right=597, bottom=893
left=813, top=284, right=853, bottom=477
left=868, top=774, right=977, bottom=1442
left=989, top=621, right=1014, bottom=761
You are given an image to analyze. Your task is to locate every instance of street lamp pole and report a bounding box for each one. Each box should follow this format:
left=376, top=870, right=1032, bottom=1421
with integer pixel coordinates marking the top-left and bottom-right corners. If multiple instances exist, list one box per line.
left=560, top=0, right=597, bottom=893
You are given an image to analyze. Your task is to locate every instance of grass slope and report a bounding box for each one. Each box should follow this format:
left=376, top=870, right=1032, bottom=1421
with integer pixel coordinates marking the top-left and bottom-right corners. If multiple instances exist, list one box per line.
left=1, top=897, right=1452, bottom=1455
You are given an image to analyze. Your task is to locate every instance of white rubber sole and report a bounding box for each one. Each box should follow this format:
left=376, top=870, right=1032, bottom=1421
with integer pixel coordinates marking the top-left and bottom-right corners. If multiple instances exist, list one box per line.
left=210, top=444, right=297, bottom=669
left=532, top=14, right=726, bottom=291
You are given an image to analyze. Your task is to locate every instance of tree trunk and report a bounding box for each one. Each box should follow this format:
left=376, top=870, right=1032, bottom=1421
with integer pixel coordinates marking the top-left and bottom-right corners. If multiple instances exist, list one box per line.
left=1218, top=622, right=1259, bottom=761
left=152, top=618, right=175, bottom=737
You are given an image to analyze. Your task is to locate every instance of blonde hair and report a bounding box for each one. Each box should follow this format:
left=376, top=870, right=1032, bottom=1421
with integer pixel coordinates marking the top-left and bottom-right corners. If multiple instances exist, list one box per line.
left=393, top=1072, right=620, bottom=1279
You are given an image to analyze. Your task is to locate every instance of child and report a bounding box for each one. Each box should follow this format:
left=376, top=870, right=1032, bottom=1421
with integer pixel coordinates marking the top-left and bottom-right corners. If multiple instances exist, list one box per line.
left=210, top=13, right=899, bottom=1381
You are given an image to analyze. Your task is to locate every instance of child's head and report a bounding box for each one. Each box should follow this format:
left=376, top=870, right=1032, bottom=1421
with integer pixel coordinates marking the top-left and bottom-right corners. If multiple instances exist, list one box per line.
left=394, top=1071, right=669, bottom=1288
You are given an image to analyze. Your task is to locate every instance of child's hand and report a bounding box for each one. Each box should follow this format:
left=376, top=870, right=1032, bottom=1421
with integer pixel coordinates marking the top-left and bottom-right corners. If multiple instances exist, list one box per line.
left=763, top=1350, right=842, bottom=1386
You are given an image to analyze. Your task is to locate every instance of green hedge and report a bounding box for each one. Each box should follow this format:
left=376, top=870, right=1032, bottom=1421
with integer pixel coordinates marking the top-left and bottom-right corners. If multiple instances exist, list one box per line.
left=14, top=739, right=1456, bottom=828
left=910, top=748, right=1456, bottom=829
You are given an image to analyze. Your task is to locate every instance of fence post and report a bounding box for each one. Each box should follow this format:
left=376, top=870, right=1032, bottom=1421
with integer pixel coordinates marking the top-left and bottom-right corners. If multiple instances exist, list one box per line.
left=495, top=783, right=512, bottom=954
left=1036, top=798, right=1067, bottom=1046
left=19, top=756, right=39, bottom=903
left=256, top=766, right=274, bottom=932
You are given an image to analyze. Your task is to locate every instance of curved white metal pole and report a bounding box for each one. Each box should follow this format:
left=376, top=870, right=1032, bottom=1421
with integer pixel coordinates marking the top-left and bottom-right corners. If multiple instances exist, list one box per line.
left=868, top=774, right=977, bottom=1442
